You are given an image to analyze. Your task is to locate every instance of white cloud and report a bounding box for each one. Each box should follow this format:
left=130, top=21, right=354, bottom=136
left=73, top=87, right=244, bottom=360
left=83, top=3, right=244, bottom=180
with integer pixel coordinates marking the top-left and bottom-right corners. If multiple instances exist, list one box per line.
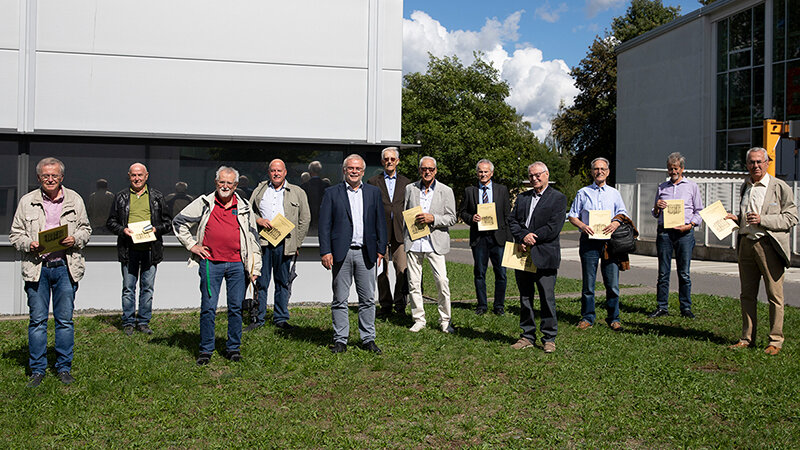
left=535, top=2, right=568, bottom=23
left=585, top=0, right=625, bottom=18
left=403, top=10, right=579, bottom=140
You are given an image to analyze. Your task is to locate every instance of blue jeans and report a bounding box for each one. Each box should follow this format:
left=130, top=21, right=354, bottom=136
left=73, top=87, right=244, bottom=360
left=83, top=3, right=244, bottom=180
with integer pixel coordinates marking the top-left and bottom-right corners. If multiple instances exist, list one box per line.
left=331, top=248, right=376, bottom=344
left=257, top=243, right=292, bottom=325
left=198, top=260, right=245, bottom=355
left=121, top=249, right=157, bottom=326
left=579, top=236, right=620, bottom=325
left=656, top=229, right=694, bottom=312
left=26, top=264, right=77, bottom=374
left=472, top=234, right=506, bottom=311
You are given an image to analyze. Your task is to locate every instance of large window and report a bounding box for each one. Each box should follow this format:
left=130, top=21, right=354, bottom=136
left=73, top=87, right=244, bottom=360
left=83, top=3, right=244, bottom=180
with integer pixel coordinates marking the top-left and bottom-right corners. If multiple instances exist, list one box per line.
left=772, top=0, right=800, bottom=122
left=716, top=4, right=765, bottom=171
left=0, top=139, right=19, bottom=234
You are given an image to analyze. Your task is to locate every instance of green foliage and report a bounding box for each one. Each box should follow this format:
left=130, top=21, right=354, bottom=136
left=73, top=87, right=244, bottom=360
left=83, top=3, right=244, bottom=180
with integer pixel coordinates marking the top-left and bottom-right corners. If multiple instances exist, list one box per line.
left=401, top=53, right=574, bottom=198
left=552, top=0, right=680, bottom=186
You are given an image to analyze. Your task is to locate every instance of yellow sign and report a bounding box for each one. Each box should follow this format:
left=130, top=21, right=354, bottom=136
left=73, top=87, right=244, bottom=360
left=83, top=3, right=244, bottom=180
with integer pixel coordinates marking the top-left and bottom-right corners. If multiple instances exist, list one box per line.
left=38, top=224, right=68, bottom=254
left=763, top=119, right=784, bottom=177
left=663, top=199, right=685, bottom=229
left=699, top=200, right=739, bottom=240
left=501, top=242, right=537, bottom=273
left=403, top=206, right=430, bottom=241
left=128, top=220, right=157, bottom=244
left=477, top=202, right=498, bottom=231
left=588, top=210, right=612, bottom=240
left=258, top=213, right=295, bottom=247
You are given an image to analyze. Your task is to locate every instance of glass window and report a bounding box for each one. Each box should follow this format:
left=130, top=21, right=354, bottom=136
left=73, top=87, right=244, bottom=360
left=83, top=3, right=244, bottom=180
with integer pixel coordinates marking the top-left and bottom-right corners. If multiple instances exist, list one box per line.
left=788, top=59, right=800, bottom=120
left=789, top=0, right=800, bottom=59
left=775, top=0, right=786, bottom=62
left=717, top=73, right=728, bottom=130
left=754, top=66, right=764, bottom=122
left=0, top=140, right=18, bottom=234
left=716, top=132, right=727, bottom=170
left=718, top=19, right=729, bottom=72
left=728, top=69, right=752, bottom=129
left=773, top=62, right=786, bottom=119
left=754, top=4, right=765, bottom=65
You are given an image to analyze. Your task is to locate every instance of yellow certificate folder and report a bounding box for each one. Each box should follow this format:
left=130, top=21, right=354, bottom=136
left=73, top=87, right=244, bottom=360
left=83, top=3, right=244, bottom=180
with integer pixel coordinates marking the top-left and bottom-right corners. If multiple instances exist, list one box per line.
left=129, top=220, right=157, bottom=244
left=588, top=210, right=612, bottom=240
left=38, top=224, right=68, bottom=254
left=403, top=206, right=430, bottom=241
left=501, top=242, right=537, bottom=273
left=663, top=199, right=685, bottom=229
left=477, top=202, right=498, bottom=231
left=699, top=200, right=739, bottom=240
left=259, top=213, right=295, bottom=247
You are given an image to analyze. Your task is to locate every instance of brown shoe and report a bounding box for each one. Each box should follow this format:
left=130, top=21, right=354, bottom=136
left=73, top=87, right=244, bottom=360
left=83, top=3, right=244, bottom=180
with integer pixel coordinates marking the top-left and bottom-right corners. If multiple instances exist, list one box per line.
left=609, top=321, right=623, bottom=331
left=543, top=341, right=556, bottom=353
left=765, top=345, right=781, bottom=356
left=511, top=337, right=534, bottom=350
left=576, top=320, right=592, bottom=330
left=728, top=341, right=753, bottom=350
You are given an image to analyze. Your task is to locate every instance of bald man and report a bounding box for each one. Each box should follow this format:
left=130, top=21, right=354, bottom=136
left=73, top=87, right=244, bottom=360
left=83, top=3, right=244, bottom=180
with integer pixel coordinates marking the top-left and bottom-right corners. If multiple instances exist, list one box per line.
left=107, top=163, right=172, bottom=335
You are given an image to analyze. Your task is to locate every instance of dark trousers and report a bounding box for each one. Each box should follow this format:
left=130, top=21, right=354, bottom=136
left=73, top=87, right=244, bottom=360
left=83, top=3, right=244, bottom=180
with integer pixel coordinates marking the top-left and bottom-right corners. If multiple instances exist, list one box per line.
left=377, top=237, right=407, bottom=312
left=516, top=268, right=557, bottom=344
left=472, top=234, right=506, bottom=311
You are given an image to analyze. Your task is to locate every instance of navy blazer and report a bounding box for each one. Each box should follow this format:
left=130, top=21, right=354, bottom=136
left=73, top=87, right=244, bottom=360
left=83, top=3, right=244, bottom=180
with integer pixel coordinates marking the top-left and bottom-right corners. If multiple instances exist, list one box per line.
left=318, top=182, right=387, bottom=267
left=508, top=187, right=567, bottom=270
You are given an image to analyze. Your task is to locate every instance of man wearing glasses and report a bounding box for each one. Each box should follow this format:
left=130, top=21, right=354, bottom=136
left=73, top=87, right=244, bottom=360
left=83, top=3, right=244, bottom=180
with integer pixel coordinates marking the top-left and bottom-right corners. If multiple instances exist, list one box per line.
left=368, top=147, right=411, bottom=318
left=726, top=147, right=797, bottom=355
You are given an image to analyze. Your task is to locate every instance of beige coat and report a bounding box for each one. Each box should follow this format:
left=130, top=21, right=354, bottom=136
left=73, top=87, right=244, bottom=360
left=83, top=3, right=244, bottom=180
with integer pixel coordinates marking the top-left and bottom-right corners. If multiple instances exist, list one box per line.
left=403, top=180, right=457, bottom=254
left=9, top=187, right=92, bottom=282
left=738, top=176, right=799, bottom=267
left=249, top=181, right=310, bottom=255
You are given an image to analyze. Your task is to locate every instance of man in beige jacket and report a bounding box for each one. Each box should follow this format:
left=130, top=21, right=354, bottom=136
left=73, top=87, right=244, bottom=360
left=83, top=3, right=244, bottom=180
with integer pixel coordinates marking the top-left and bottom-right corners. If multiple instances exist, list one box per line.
left=247, top=159, right=310, bottom=331
left=10, top=157, right=91, bottom=387
left=727, top=147, right=798, bottom=355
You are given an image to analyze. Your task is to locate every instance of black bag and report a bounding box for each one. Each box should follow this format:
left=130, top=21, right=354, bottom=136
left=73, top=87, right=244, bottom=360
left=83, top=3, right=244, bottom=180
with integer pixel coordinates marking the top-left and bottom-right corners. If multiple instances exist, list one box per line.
left=607, top=222, right=637, bottom=257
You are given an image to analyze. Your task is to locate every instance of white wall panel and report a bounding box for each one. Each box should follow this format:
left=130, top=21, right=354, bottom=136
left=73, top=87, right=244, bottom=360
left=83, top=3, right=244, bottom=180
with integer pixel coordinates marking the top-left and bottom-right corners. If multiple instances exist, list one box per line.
left=37, top=0, right=369, bottom=69
left=0, top=0, right=19, bottom=48
left=380, top=0, right=403, bottom=70
left=0, top=51, right=18, bottom=129
left=35, top=53, right=368, bottom=140
left=380, top=70, right=401, bottom=142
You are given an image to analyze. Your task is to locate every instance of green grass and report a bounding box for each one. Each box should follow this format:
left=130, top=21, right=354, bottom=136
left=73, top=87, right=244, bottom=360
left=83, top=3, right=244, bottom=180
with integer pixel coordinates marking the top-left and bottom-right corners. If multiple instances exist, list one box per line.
left=2, top=265, right=799, bottom=446
left=450, top=221, right=577, bottom=240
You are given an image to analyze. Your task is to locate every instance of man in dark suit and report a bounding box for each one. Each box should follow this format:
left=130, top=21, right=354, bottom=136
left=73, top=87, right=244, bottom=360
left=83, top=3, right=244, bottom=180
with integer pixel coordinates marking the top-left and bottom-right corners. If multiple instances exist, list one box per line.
left=458, top=159, right=512, bottom=315
left=301, top=160, right=330, bottom=235
left=508, top=162, right=567, bottom=354
left=319, top=154, right=387, bottom=354
left=367, top=147, right=411, bottom=318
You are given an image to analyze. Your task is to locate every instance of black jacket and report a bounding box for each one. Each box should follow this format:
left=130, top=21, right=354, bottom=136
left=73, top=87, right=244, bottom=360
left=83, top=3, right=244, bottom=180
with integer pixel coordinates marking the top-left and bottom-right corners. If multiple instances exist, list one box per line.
left=106, top=187, right=172, bottom=264
left=508, top=187, right=567, bottom=270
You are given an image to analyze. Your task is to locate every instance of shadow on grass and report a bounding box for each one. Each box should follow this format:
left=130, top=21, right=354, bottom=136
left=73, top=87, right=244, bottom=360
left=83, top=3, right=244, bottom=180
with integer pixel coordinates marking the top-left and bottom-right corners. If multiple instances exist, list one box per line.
left=452, top=326, right=514, bottom=344
left=619, top=302, right=652, bottom=316
left=149, top=331, right=226, bottom=356
left=1, top=344, right=63, bottom=375
left=622, top=320, right=730, bottom=345
left=93, top=313, right=122, bottom=330
left=272, top=324, right=333, bottom=347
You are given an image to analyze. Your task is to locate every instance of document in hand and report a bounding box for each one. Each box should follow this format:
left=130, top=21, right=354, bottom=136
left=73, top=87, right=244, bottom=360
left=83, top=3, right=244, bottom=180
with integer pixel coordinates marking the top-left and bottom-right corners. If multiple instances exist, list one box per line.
left=588, top=210, right=612, bottom=240
left=403, top=206, right=430, bottom=241
left=699, top=200, right=738, bottom=240
left=663, top=199, right=685, bottom=229
left=129, top=220, right=157, bottom=244
left=477, top=202, right=498, bottom=231
left=38, top=224, right=68, bottom=254
left=501, top=241, right=537, bottom=273
left=259, top=213, right=296, bottom=247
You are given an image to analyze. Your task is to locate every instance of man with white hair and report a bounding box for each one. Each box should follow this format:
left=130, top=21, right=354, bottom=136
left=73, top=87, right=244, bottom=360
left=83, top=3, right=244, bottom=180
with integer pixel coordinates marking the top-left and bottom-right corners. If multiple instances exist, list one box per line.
left=173, top=166, right=261, bottom=365
left=107, top=163, right=172, bottom=336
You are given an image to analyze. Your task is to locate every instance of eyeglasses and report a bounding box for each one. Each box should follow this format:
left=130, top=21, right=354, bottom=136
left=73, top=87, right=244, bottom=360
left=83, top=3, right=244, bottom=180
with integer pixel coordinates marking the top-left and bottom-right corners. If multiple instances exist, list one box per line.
left=216, top=180, right=236, bottom=186
left=382, top=157, right=397, bottom=162
left=746, top=160, right=768, bottom=166
left=39, top=174, right=62, bottom=180
left=420, top=167, right=436, bottom=172
left=345, top=166, right=364, bottom=172
left=528, top=171, right=547, bottom=179
left=591, top=167, right=609, bottom=172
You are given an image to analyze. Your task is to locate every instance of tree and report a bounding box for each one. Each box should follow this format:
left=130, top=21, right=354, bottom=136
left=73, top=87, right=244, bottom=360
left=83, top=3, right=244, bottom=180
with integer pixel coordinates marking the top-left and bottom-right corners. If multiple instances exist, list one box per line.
left=401, top=54, right=577, bottom=199
left=551, top=0, right=680, bottom=185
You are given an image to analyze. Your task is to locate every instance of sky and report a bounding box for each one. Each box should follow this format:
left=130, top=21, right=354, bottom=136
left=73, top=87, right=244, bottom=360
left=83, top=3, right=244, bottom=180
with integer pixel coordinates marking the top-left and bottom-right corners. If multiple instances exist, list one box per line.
left=402, top=0, right=703, bottom=139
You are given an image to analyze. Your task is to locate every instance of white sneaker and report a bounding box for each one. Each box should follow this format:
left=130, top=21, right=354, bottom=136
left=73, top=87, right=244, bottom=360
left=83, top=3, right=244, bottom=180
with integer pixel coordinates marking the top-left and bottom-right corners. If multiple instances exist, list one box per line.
left=409, top=322, right=425, bottom=332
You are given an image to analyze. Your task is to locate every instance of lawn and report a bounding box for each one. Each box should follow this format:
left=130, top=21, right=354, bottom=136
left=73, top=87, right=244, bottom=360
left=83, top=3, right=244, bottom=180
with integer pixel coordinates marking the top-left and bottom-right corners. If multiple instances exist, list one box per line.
left=1, top=263, right=799, bottom=447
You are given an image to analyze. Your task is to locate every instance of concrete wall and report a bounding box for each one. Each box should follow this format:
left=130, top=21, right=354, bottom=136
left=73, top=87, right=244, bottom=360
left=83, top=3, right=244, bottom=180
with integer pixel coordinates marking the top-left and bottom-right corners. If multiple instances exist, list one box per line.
left=616, top=16, right=713, bottom=182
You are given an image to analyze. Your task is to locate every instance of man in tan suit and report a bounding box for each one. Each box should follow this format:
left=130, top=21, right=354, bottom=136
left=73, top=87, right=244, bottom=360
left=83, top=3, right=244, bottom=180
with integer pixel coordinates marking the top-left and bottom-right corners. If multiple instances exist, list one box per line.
left=727, top=147, right=798, bottom=355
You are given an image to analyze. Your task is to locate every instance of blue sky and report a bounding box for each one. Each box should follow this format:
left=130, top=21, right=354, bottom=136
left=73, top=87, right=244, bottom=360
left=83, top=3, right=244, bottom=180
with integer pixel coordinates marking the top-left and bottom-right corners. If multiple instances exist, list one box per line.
left=401, top=0, right=704, bottom=138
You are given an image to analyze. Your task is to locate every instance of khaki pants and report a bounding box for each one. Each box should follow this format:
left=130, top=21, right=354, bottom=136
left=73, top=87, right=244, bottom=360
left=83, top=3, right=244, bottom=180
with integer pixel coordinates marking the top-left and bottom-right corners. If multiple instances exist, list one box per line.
left=738, top=238, right=785, bottom=347
left=406, top=251, right=451, bottom=328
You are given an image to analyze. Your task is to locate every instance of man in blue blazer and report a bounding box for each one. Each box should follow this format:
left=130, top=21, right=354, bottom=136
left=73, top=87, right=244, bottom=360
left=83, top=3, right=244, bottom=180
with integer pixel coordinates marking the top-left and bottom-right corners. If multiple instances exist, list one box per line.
left=319, top=154, right=387, bottom=354
left=508, top=162, right=567, bottom=353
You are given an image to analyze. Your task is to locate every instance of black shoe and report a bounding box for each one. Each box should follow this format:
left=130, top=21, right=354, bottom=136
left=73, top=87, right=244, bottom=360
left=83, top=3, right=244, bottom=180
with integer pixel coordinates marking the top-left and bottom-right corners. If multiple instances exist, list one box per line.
left=393, top=304, right=407, bottom=316
left=137, top=324, right=153, bottom=335
left=58, top=371, right=75, bottom=385
left=27, top=373, right=45, bottom=388
left=123, top=325, right=135, bottom=336
left=647, top=309, right=669, bottom=318
left=196, top=353, right=212, bottom=366
left=475, top=308, right=487, bottom=316
left=493, top=308, right=505, bottom=316
left=376, top=308, right=392, bottom=319
left=329, top=342, right=347, bottom=353
left=226, top=350, right=242, bottom=362
left=362, top=341, right=382, bottom=354
left=680, top=310, right=695, bottom=319
left=244, top=322, right=263, bottom=332
left=274, top=321, right=294, bottom=330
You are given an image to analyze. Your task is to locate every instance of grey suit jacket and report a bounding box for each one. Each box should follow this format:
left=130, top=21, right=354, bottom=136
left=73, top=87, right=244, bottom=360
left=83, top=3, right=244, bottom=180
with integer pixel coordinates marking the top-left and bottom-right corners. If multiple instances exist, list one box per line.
left=738, top=176, right=798, bottom=267
left=403, top=180, right=457, bottom=254
left=250, top=181, right=311, bottom=255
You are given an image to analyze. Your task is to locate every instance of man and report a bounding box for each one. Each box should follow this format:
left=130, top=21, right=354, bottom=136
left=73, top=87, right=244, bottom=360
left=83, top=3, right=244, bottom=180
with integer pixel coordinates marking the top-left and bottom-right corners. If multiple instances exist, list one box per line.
left=458, top=159, right=512, bottom=315
left=247, top=159, right=310, bottom=331
left=301, top=160, right=330, bottom=234
left=86, top=179, right=114, bottom=234
left=508, top=162, right=567, bottom=353
left=405, top=156, right=458, bottom=333
left=648, top=152, right=703, bottom=319
left=367, top=147, right=411, bottom=318
left=173, top=166, right=261, bottom=365
left=165, top=181, right=194, bottom=218
left=727, top=147, right=797, bottom=355
left=568, top=157, right=629, bottom=331
left=318, top=154, right=386, bottom=354
left=107, top=163, right=172, bottom=336
left=10, top=157, right=91, bottom=387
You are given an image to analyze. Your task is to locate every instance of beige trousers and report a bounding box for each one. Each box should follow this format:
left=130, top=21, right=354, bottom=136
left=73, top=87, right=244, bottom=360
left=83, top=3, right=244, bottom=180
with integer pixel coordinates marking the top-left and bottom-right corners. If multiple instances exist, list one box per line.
left=406, top=251, right=451, bottom=328
left=738, top=238, right=785, bottom=347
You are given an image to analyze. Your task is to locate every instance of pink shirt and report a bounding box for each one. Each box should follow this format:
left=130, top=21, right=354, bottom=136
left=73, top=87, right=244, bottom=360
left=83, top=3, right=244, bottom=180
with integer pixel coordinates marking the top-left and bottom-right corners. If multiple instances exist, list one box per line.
left=41, top=188, right=66, bottom=261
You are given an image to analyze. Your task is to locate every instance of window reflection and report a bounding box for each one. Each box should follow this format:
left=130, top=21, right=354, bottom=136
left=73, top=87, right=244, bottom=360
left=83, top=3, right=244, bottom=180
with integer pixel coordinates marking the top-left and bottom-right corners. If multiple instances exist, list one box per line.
left=0, top=141, right=18, bottom=233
